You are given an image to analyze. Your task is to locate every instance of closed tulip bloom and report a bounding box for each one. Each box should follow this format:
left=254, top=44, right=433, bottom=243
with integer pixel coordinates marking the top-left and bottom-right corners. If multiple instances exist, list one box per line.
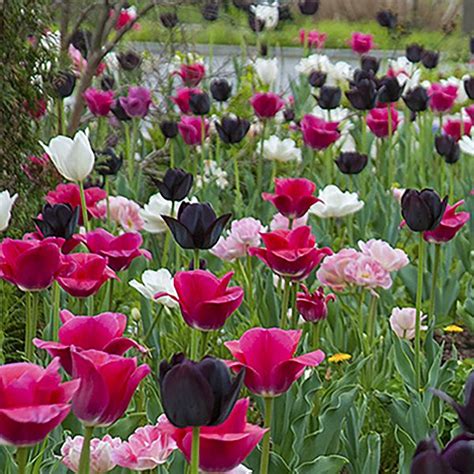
left=465, top=76, right=474, bottom=100
left=41, top=131, right=94, bottom=182
left=52, top=70, right=76, bottom=98
left=300, top=114, right=340, bottom=150
left=376, top=10, right=397, bottom=29
left=71, top=348, right=150, bottom=427
left=155, top=168, right=193, bottom=202
left=299, top=30, right=327, bottom=49
left=202, top=3, right=219, bottom=21
left=160, top=12, right=178, bottom=28
left=360, top=55, right=380, bottom=75
left=111, top=99, right=131, bottom=121
left=0, top=190, right=18, bottom=232
left=225, top=328, right=325, bottom=396
left=119, top=86, right=152, bottom=118
left=308, top=70, right=327, bottom=88
left=83, top=88, right=115, bottom=117
left=0, top=359, right=79, bottom=446
left=403, top=86, right=429, bottom=112
left=349, top=32, right=374, bottom=55
left=421, top=50, right=439, bottom=69
left=163, top=202, right=231, bottom=250
left=401, top=188, right=448, bottom=232
left=429, top=83, right=458, bottom=113
left=443, top=118, right=472, bottom=142
left=210, top=79, right=232, bottom=102
left=95, top=148, right=123, bottom=176
left=298, top=0, right=319, bottom=15
left=189, top=91, right=211, bottom=115
left=406, top=43, right=424, bottom=63
left=317, top=86, right=342, bottom=110
left=296, top=285, right=335, bottom=322
left=176, top=63, right=205, bottom=87
left=262, top=178, right=319, bottom=218
left=249, top=226, right=332, bottom=280
left=390, top=307, right=427, bottom=340
left=250, top=92, right=285, bottom=119
left=178, top=115, right=209, bottom=146
left=423, top=200, right=470, bottom=243
left=155, top=270, right=243, bottom=330
left=335, top=152, right=368, bottom=174
left=117, top=50, right=141, bottom=71
left=254, top=57, right=279, bottom=86
left=346, top=78, right=377, bottom=110
left=160, top=120, right=179, bottom=139
left=435, top=135, right=460, bottom=164
left=172, top=87, right=202, bottom=114
left=216, top=116, right=250, bottom=144
left=377, top=76, right=404, bottom=103
left=159, top=354, right=244, bottom=428
left=367, top=106, right=399, bottom=138
left=160, top=398, right=266, bottom=472
left=57, top=253, right=118, bottom=298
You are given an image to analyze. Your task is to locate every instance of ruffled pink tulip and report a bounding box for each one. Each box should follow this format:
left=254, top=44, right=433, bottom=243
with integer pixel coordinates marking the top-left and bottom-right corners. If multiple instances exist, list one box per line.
left=262, top=178, right=319, bottom=219
left=178, top=115, right=209, bottom=145
left=299, top=29, right=327, bottom=49
left=112, top=421, right=177, bottom=470
left=442, top=118, right=472, bottom=142
left=57, top=253, right=118, bottom=298
left=98, top=196, right=144, bottom=232
left=71, top=348, right=150, bottom=426
left=344, top=254, right=392, bottom=289
left=367, top=105, right=399, bottom=138
left=0, top=358, right=79, bottom=446
left=225, top=328, right=325, bottom=396
left=358, top=239, right=409, bottom=272
left=349, top=32, right=374, bottom=54
left=34, top=310, right=146, bottom=375
left=390, top=307, right=427, bottom=340
left=423, top=200, right=470, bottom=243
left=428, top=83, right=458, bottom=113
left=296, top=285, right=335, bottom=322
left=176, top=63, right=205, bottom=87
left=84, top=88, right=115, bottom=117
left=119, top=87, right=152, bottom=118
left=155, top=270, right=244, bottom=331
left=300, top=114, right=341, bottom=150
left=250, top=92, right=285, bottom=119
left=172, top=87, right=202, bottom=114
left=316, top=248, right=360, bottom=291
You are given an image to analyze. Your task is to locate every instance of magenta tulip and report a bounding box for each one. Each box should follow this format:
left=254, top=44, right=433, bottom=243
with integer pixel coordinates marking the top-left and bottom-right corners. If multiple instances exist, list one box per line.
left=0, top=358, right=79, bottom=446
left=423, top=200, right=470, bottom=243
left=155, top=270, right=244, bottom=331
left=349, top=32, right=374, bottom=54
left=300, top=114, right=341, bottom=150
left=296, top=285, right=336, bottom=322
left=34, top=309, right=146, bottom=375
left=367, top=105, right=399, bottom=138
left=225, top=328, right=325, bottom=396
left=176, top=63, right=205, bottom=87
left=428, top=83, right=458, bottom=113
left=177, top=115, right=209, bottom=146
left=83, top=88, right=115, bottom=117
left=119, top=86, right=152, bottom=118
left=172, top=87, right=202, bottom=114
left=443, top=118, right=472, bottom=142
left=250, top=92, right=285, bottom=119
left=70, top=348, right=150, bottom=426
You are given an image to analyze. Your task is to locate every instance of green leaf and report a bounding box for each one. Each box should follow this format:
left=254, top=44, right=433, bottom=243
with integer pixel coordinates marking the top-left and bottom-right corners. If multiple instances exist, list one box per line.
left=298, top=454, right=348, bottom=474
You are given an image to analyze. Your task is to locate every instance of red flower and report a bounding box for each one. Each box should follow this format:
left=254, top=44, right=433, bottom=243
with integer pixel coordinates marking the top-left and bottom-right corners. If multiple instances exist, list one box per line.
left=296, top=285, right=335, bottom=322
left=367, top=105, right=399, bottom=138
left=161, top=398, right=266, bottom=472
left=0, top=238, right=71, bottom=291
left=25, top=98, right=47, bottom=120
left=155, top=270, right=243, bottom=331
left=249, top=226, right=332, bottom=280
left=299, top=29, right=327, bottom=49
left=423, top=200, right=470, bottom=243
left=57, top=253, right=117, bottom=298
left=0, top=359, right=79, bottom=446
left=81, top=228, right=151, bottom=272
left=23, top=231, right=81, bottom=255
left=442, top=118, right=472, bottom=142
left=349, top=32, right=374, bottom=54
left=171, top=87, right=202, bottom=114
left=465, top=104, right=474, bottom=122
left=428, top=83, right=458, bottom=113
left=250, top=92, right=285, bottom=119
left=300, top=114, right=341, bottom=150
left=112, top=6, right=139, bottom=30
left=83, top=88, right=115, bottom=117
left=34, top=309, right=146, bottom=375
left=262, top=178, right=319, bottom=219
left=46, top=183, right=106, bottom=225
left=176, top=63, right=205, bottom=87
left=177, top=115, right=209, bottom=146
left=225, top=328, right=325, bottom=396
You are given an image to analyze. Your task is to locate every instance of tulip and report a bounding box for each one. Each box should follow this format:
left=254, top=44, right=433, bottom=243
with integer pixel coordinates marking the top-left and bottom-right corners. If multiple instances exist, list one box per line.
left=202, top=3, right=219, bottom=21
left=101, top=75, right=115, bottom=91
left=216, top=116, right=250, bottom=144
left=401, top=189, right=448, bottom=232
left=155, top=270, right=243, bottom=331
left=377, top=76, right=404, bottom=103
left=298, top=0, right=319, bottom=15
left=160, top=120, right=179, bottom=139
left=172, top=87, right=202, bottom=114
left=249, top=92, right=285, bottom=119
left=406, top=43, right=424, bottom=63
left=0, top=190, right=18, bottom=232
left=308, top=70, right=327, bottom=88
left=360, top=55, right=380, bottom=74
left=176, top=63, right=205, bottom=87
left=344, top=254, right=392, bottom=289
left=465, top=76, right=474, bottom=100
left=98, top=195, right=144, bottom=232
left=389, top=307, right=428, bottom=340
left=262, top=178, right=319, bottom=219
left=349, top=32, right=374, bottom=55
left=421, top=50, right=439, bottom=69
left=160, top=12, right=178, bottom=28
left=155, top=168, right=193, bottom=202
left=403, top=86, right=429, bottom=112
left=189, top=91, right=211, bottom=116
left=270, top=213, right=307, bottom=231
left=159, top=354, right=244, bottom=428
left=117, top=50, right=141, bottom=71
left=178, top=115, right=209, bottom=146
left=435, top=135, right=460, bottom=164
left=250, top=3, right=279, bottom=30
left=119, top=86, right=152, bottom=118
left=83, top=88, right=114, bottom=117
left=299, top=30, right=327, bottom=49
left=111, top=99, right=131, bottom=121
left=140, top=193, right=175, bottom=234
left=317, top=85, right=342, bottom=110
left=367, top=105, right=399, bottom=138
left=130, top=268, right=178, bottom=308
left=249, top=225, right=332, bottom=280
left=162, top=202, right=231, bottom=250
left=57, top=253, right=118, bottom=298
left=335, top=152, right=368, bottom=174
left=34, top=203, right=79, bottom=240
left=113, top=6, right=138, bottom=30
left=296, top=285, right=335, bottom=322
left=310, top=184, right=364, bottom=218
left=346, top=78, right=377, bottom=110
left=376, top=10, right=397, bottom=29
left=95, top=148, right=123, bottom=176
left=263, top=136, right=302, bottom=163
left=0, top=358, right=79, bottom=446
left=210, top=78, right=232, bottom=102
left=358, top=239, right=409, bottom=272
left=316, top=248, right=360, bottom=291
left=423, top=200, right=470, bottom=243
left=443, top=118, right=472, bottom=142
left=52, top=70, right=76, bottom=98
left=254, top=58, right=278, bottom=86
left=300, top=114, right=340, bottom=150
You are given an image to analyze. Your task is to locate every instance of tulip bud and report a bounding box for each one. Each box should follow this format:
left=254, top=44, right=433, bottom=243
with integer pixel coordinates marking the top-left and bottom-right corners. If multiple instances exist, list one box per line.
left=421, top=50, right=439, bottom=69
left=159, top=354, right=244, bottom=428
left=335, top=152, right=368, bottom=174
left=95, top=148, right=123, bottom=176
left=401, top=189, right=448, bottom=232
left=435, top=135, right=460, bottom=164
left=52, top=71, right=76, bottom=98
left=360, top=55, right=380, bottom=75
left=189, top=92, right=211, bottom=115
left=160, top=120, right=179, bottom=139
left=155, top=168, right=193, bottom=202
left=202, top=2, right=219, bottom=21
left=464, top=76, right=474, bottom=100
left=215, top=116, right=250, bottom=144
left=377, top=76, right=404, bottom=103
left=34, top=204, right=79, bottom=240
left=283, top=107, right=295, bottom=122
left=160, top=12, right=178, bottom=29
left=346, top=78, right=377, bottom=110
left=406, top=43, right=424, bottom=63
left=296, top=285, right=335, bottom=322
left=317, top=86, right=342, bottom=110
left=403, top=86, right=429, bottom=112
left=117, top=51, right=141, bottom=71
left=308, top=70, right=326, bottom=88
left=210, top=79, right=232, bottom=102
left=278, top=4, right=293, bottom=21
left=101, top=75, right=115, bottom=92
left=298, top=0, right=319, bottom=15
left=131, top=307, right=141, bottom=322
left=376, top=10, right=397, bottom=29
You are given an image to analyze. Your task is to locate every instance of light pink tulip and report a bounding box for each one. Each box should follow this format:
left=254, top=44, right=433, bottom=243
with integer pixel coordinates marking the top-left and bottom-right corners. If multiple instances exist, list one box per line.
left=99, top=196, right=144, bottom=232
left=358, top=239, right=409, bottom=272
left=316, top=248, right=359, bottom=291
left=389, top=307, right=427, bottom=340
left=344, top=255, right=392, bottom=290
left=270, top=213, right=308, bottom=230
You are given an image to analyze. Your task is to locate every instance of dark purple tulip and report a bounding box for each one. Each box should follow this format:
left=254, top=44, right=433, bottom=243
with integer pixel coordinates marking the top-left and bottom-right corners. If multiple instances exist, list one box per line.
left=278, top=4, right=293, bottom=21
left=210, top=79, right=232, bottom=102
left=464, top=76, right=474, bottom=100
left=335, top=152, right=368, bottom=175
left=283, top=107, right=295, bottom=122
left=298, top=0, right=319, bottom=15
left=346, top=78, right=377, bottom=110
left=248, top=12, right=264, bottom=33
left=317, top=86, right=342, bottom=110
left=361, top=55, right=380, bottom=75
left=202, top=3, right=219, bottom=21
left=117, top=51, right=141, bottom=71
left=155, top=168, right=193, bottom=202
left=435, top=135, right=460, bottom=164
left=52, top=71, right=76, bottom=98
left=215, top=116, right=250, bottom=144
left=403, top=86, right=429, bottom=112
left=34, top=204, right=79, bottom=240
left=111, top=100, right=131, bottom=121
left=189, top=92, right=211, bottom=115
left=160, top=12, right=178, bottom=29
left=95, top=148, right=123, bottom=176
left=376, top=10, right=397, bottom=29
left=160, top=120, right=179, bottom=139
left=421, top=50, right=439, bottom=69
left=308, top=70, right=327, bottom=88
left=470, top=37, right=474, bottom=55
left=101, top=75, right=115, bottom=92
left=377, top=76, right=404, bottom=103
left=406, top=43, right=424, bottom=63
left=401, top=189, right=448, bottom=232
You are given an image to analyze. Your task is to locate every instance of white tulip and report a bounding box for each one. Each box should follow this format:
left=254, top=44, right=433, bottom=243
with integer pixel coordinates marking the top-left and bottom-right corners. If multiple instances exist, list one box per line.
left=0, top=190, right=18, bottom=232
left=139, top=193, right=173, bottom=234
left=41, top=131, right=94, bottom=182
left=251, top=3, right=279, bottom=30
left=129, top=269, right=178, bottom=308
left=295, top=54, right=331, bottom=76
left=310, top=185, right=364, bottom=218
left=254, top=58, right=278, bottom=86
left=460, top=135, right=474, bottom=156
left=263, top=136, right=302, bottom=163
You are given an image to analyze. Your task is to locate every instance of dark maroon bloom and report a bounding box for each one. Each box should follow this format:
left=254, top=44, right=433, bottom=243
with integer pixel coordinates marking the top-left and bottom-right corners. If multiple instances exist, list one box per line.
left=401, top=189, right=448, bottom=232
left=250, top=92, right=285, bottom=119
left=296, top=285, right=335, bottom=322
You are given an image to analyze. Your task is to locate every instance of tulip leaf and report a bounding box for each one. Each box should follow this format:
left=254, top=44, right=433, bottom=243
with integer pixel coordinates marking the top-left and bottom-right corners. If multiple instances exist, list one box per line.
left=298, top=454, right=348, bottom=474
left=245, top=446, right=291, bottom=473
left=360, top=432, right=381, bottom=474
left=394, top=426, right=417, bottom=474
left=392, top=335, right=416, bottom=390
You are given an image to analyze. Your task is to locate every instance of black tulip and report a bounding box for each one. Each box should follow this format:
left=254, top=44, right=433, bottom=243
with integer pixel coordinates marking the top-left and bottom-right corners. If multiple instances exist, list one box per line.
left=155, top=168, right=193, bottom=202
left=376, top=10, right=397, bottom=29
left=34, top=204, right=79, bottom=240
left=352, top=69, right=379, bottom=86
left=346, top=78, right=377, bottom=110
left=317, top=86, right=342, bottom=110
left=160, top=12, right=178, bottom=29
left=435, top=135, right=460, bottom=164
left=298, top=0, right=319, bottom=15
left=401, top=189, right=448, bottom=232
left=101, top=75, right=116, bottom=92
left=377, top=76, right=404, bottom=103
left=470, top=37, right=474, bottom=55
left=163, top=202, right=231, bottom=250
left=216, top=116, right=250, bottom=144
left=283, top=107, right=295, bottom=122
left=308, top=70, right=327, bottom=88
left=406, top=43, right=424, bottom=63
left=83, top=176, right=105, bottom=189
left=202, top=3, right=219, bottom=21
left=210, top=79, right=232, bottom=102
left=111, top=100, right=131, bottom=121
left=70, top=30, right=91, bottom=58
left=52, top=71, right=76, bottom=98
left=335, top=152, right=368, bottom=175
left=361, top=55, right=380, bottom=75
left=95, top=148, right=123, bottom=176
left=189, top=92, right=211, bottom=115
left=159, top=354, right=244, bottom=428
left=278, top=4, right=293, bottom=21
left=464, top=76, right=474, bottom=100
left=259, top=42, right=268, bottom=57
left=248, top=12, right=264, bottom=33
left=160, top=120, right=179, bottom=139
left=117, top=51, right=141, bottom=71
left=403, top=86, right=429, bottom=112
left=421, top=50, right=439, bottom=69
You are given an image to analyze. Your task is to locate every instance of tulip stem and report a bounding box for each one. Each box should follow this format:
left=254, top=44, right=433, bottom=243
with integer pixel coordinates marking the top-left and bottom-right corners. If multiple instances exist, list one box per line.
left=387, top=104, right=394, bottom=188
left=193, top=249, right=200, bottom=270
left=25, top=291, right=38, bottom=361
left=78, top=425, right=94, bottom=474
left=429, top=244, right=441, bottom=324
left=257, top=120, right=267, bottom=192
left=415, top=233, right=425, bottom=391
left=312, top=322, right=321, bottom=348
left=190, top=426, right=200, bottom=474
left=51, top=281, right=61, bottom=341
left=78, top=180, right=90, bottom=231
left=280, top=278, right=291, bottom=329
left=260, top=397, right=274, bottom=474
left=108, top=279, right=114, bottom=312
left=16, top=447, right=29, bottom=474
left=190, top=329, right=199, bottom=360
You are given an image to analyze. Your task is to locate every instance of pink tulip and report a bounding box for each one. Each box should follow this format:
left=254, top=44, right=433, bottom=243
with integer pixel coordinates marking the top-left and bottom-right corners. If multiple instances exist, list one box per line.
left=172, top=87, right=202, bottom=114
left=299, top=29, right=327, bottom=49
left=225, top=328, right=325, bottom=396
left=316, top=248, right=360, bottom=291
left=423, top=200, right=470, bottom=243
left=71, top=348, right=150, bottom=426
left=300, top=114, right=341, bottom=150
left=250, top=92, right=285, bottom=119
left=296, top=285, right=335, bottom=322
left=57, top=253, right=118, bottom=298
left=175, top=63, right=205, bottom=87
left=270, top=213, right=308, bottom=230
left=344, top=254, right=392, bottom=289
left=358, top=239, right=409, bottom=272
left=465, top=104, right=474, bottom=122
left=161, top=398, right=266, bottom=472
left=0, top=358, right=79, bottom=446
left=155, top=270, right=244, bottom=331
left=119, top=87, right=152, bottom=118
left=113, top=6, right=139, bottom=30
left=68, top=44, right=105, bottom=77
left=112, top=420, right=177, bottom=470
left=390, top=307, right=427, bottom=340
left=34, top=309, right=146, bottom=375
left=428, top=83, right=458, bottom=113
left=97, top=196, right=144, bottom=232
left=367, top=105, right=399, bottom=138
left=83, top=88, right=115, bottom=117
left=443, top=118, right=472, bottom=142
left=178, top=115, right=209, bottom=145
left=349, top=32, right=374, bottom=54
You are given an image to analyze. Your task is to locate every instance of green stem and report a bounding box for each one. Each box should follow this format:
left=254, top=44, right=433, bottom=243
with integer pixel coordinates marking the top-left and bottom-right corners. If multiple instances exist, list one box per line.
left=170, top=139, right=175, bottom=168
left=233, top=148, right=243, bottom=209
left=16, top=447, right=29, bottom=474
left=51, top=281, right=61, bottom=341
left=56, top=98, right=64, bottom=135
left=429, top=244, right=441, bottom=324
left=280, top=278, right=291, bottom=329
left=190, top=426, right=200, bottom=474
left=312, top=322, right=321, bottom=348
left=366, top=294, right=378, bottom=351
left=257, top=120, right=267, bottom=191
left=259, top=397, right=274, bottom=474
left=78, top=180, right=90, bottom=231
left=387, top=104, right=394, bottom=189
left=193, top=249, right=200, bottom=270
left=190, top=329, right=199, bottom=360
left=449, top=165, right=454, bottom=202
left=78, top=425, right=94, bottom=474
left=108, top=279, right=114, bottom=312
left=105, top=177, right=111, bottom=225
left=415, top=233, right=425, bottom=390
left=25, top=292, right=38, bottom=361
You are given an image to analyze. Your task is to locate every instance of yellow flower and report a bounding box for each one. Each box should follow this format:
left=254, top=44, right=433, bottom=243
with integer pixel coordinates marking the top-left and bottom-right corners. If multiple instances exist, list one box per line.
left=328, top=353, right=352, bottom=363
left=443, top=324, right=463, bottom=333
